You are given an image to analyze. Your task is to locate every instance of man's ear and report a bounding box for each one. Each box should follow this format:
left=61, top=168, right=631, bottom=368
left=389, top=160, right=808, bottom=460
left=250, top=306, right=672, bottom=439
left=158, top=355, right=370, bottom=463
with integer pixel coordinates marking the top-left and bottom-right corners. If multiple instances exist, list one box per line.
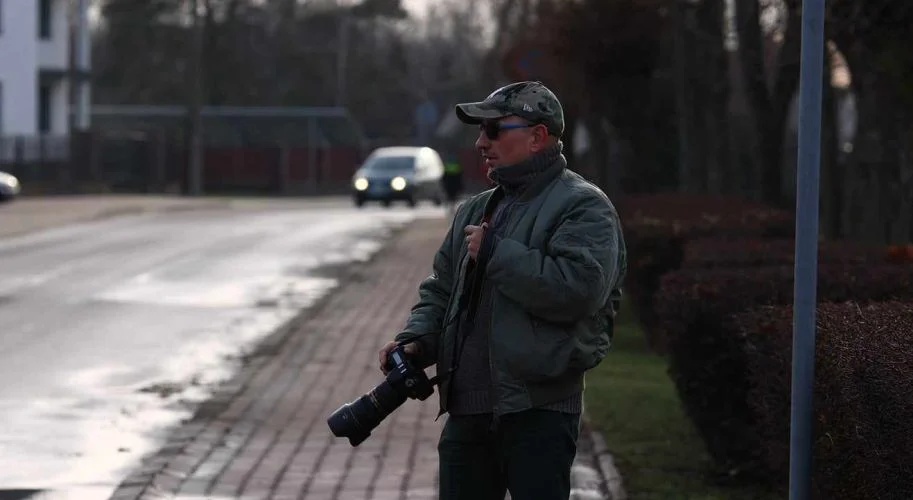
left=530, top=124, right=550, bottom=151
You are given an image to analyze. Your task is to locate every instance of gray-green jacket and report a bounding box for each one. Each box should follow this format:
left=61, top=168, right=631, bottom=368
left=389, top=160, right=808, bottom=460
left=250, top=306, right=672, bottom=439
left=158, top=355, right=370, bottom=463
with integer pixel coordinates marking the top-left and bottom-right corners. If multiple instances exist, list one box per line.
left=395, top=159, right=627, bottom=417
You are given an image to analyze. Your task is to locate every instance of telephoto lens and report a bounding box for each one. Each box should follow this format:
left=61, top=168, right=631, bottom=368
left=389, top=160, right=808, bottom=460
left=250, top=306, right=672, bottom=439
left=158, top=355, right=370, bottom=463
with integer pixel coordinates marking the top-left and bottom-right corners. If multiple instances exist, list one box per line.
left=326, top=378, right=408, bottom=446
left=326, top=344, right=434, bottom=446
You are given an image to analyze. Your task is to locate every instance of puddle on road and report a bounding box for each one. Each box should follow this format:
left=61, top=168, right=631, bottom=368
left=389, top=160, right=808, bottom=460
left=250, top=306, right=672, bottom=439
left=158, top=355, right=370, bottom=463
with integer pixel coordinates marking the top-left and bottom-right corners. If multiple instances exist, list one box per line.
left=0, top=283, right=336, bottom=495
left=0, top=215, right=415, bottom=499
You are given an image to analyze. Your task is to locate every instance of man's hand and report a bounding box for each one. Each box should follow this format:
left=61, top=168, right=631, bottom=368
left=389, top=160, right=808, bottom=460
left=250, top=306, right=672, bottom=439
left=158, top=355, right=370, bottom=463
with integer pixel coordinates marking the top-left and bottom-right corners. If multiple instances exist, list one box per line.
left=378, top=340, right=420, bottom=374
left=464, top=222, right=488, bottom=260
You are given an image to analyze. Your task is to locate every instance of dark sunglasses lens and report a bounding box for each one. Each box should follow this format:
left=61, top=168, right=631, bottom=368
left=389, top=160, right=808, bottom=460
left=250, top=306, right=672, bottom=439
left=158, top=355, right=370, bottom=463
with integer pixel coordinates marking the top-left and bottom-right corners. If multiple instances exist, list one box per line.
left=482, top=122, right=500, bottom=140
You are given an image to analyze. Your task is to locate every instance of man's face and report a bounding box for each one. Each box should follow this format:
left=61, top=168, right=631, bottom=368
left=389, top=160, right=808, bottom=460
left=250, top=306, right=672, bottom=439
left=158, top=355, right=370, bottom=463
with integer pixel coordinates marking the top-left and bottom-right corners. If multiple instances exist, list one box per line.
left=475, top=116, right=549, bottom=169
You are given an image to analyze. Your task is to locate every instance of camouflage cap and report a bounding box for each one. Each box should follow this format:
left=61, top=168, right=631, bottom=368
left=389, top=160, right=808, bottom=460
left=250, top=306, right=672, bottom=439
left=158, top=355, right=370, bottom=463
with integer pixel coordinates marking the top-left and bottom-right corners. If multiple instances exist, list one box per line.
left=455, top=81, right=565, bottom=137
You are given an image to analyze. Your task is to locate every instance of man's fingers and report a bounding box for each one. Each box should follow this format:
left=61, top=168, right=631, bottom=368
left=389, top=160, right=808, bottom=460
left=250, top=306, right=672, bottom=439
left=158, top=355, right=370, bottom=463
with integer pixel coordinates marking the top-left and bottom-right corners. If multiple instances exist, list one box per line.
left=378, top=341, right=396, bottom=370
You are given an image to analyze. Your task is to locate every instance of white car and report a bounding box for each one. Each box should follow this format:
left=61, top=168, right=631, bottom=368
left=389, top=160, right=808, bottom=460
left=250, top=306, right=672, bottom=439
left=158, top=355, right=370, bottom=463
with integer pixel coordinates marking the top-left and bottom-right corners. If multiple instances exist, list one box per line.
left=351, top=146, right=445, bottom=208
left=0, top=171, right=20, bottom=201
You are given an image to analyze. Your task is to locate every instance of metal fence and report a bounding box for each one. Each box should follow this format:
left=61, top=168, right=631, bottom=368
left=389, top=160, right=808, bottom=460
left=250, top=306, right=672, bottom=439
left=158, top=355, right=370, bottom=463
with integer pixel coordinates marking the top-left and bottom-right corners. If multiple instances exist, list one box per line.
left=0, top=135, right=77, bottom=191
left=0, top=131, right=374, bottom=196
left=0, top=106, right=378, bottom=195
left=0, top=105, right=499, bottom=196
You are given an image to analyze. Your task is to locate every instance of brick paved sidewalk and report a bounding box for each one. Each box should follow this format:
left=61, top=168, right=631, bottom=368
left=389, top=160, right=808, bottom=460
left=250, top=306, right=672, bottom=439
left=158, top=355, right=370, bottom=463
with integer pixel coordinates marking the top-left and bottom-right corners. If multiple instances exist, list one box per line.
left=108, top=216, right=622, bottom=500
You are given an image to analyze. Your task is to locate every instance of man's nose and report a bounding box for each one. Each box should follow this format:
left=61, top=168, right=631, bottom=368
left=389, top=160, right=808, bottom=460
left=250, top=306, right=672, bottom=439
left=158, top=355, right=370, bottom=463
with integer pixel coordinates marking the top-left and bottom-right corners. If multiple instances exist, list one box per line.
left=475, top=131, right=490, bottom=150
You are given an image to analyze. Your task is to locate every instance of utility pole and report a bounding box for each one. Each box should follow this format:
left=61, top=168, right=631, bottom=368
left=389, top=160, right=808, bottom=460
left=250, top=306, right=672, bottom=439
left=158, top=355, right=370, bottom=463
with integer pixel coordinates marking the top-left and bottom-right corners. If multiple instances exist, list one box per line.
left=186, top=0, right=204, bottom=195
left=74, top=0, right=91, bottom=131
left=789, top=0, right=826, bottom=499
left=335, top=15, right=350, bottom=108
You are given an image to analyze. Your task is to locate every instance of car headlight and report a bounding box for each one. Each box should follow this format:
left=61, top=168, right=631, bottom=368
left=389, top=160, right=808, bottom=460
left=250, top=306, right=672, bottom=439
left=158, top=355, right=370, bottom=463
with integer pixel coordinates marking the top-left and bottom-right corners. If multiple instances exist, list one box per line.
left=353, top=178, right=369, bottom=191
left=390, top=176, right=407, bottom=191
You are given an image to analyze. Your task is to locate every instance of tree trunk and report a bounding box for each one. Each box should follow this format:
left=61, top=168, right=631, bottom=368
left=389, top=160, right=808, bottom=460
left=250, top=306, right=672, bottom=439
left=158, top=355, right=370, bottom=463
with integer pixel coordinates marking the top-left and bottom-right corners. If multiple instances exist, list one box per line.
left=736, top=0, right=801, bottom=206
left=672, top=0, right=699, bottom=192
left=819, top=43, right=841, bottom=238
left=695, top=0, right=729, bottom=194
left=841, top=41, right=907, bottom=243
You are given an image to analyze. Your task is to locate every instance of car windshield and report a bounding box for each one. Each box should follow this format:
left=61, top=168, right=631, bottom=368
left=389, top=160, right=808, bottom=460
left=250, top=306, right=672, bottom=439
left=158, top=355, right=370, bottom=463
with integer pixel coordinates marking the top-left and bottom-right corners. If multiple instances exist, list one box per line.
left=363, top=156, right=415, bottom=173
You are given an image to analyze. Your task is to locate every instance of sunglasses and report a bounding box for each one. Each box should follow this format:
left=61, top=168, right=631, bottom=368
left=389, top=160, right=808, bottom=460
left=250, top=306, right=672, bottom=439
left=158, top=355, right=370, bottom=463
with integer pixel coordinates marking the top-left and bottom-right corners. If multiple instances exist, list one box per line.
left=480, top=121, right=539, bottom=140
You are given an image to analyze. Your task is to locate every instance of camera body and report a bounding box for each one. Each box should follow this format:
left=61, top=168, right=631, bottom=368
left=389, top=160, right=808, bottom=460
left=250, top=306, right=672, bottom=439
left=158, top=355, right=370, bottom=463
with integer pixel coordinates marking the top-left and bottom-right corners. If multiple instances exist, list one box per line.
left=327, top=344, right=434, bottom=446
left=384, top=344, right=435, bottom=401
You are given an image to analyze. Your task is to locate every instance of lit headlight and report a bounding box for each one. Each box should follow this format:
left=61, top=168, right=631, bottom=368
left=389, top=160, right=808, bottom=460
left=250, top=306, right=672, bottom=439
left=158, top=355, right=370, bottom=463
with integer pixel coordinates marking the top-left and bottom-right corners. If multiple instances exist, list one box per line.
left=390, top=176, right=407, bottom=191
left=353, top=178, right=369, bottom=191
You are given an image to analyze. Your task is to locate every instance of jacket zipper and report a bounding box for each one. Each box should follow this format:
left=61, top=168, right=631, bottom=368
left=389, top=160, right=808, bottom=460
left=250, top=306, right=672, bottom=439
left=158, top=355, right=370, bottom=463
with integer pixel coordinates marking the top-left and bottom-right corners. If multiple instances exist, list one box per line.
left=438, top=228, right=471, bottom=419
left=443, top=251, right=471, bottom=417
left=488, top=200, right=523, bottom=432
left=488, top=293, right=499, bottom=432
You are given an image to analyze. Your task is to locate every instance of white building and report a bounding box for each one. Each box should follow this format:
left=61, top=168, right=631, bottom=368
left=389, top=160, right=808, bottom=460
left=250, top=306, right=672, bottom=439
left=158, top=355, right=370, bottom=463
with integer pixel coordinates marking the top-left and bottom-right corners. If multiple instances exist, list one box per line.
left=0, top=0, right=89, bottom=137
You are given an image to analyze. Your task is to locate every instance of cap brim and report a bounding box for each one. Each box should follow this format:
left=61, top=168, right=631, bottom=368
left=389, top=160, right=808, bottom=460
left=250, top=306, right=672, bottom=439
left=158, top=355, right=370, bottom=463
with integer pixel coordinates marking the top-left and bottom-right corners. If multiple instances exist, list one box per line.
left=455, top=102, right=508, bottom=124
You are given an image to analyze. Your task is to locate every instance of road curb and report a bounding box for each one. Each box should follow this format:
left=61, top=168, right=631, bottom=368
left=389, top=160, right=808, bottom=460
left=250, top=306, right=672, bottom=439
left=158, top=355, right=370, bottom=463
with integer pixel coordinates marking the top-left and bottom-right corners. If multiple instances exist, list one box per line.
left=587, top=416, right=627, bottom=500
left=0, top=197, right=235, bottom=240
left=573, top=414, right=627, bottom=500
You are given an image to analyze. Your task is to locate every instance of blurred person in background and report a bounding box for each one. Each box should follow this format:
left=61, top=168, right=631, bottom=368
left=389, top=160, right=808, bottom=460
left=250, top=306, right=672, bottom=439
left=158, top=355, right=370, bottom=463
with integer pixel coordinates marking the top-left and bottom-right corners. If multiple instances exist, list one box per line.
left=441, top=156, right=464, bottom=214
left=379, top=81, right=627, bottom=500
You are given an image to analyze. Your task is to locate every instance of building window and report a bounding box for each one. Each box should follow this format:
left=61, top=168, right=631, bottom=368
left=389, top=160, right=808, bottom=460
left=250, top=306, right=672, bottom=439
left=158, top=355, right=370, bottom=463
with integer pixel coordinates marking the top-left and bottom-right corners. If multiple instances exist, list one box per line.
left=38, top=84, right=51, bottom=133
left=39, top=0, right=52, bottom=40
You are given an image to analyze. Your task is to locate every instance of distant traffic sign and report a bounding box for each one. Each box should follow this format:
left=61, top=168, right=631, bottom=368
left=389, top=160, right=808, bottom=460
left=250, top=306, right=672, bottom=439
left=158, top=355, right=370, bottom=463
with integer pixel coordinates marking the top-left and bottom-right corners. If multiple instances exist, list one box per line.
left=414, top=100, right=438, bottom=144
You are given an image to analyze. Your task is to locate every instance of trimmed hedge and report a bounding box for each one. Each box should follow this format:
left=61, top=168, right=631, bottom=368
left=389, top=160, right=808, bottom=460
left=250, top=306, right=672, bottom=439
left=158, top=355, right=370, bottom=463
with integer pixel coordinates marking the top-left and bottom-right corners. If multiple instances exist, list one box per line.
left=735, top=301, right=913, bottom=499
left=652, top=263, right=913, bottom=480
left=680, top=237, right=892, bottom=269
left=616, top=194, right=793, bottom=352
left=887, top=243, right=913, bottom=263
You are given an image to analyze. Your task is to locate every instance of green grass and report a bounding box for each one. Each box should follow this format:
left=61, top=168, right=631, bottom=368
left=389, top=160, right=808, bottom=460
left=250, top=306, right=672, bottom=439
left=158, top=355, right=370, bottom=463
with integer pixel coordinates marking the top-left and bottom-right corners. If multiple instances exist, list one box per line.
left=584, top=304, right=779, bottom=500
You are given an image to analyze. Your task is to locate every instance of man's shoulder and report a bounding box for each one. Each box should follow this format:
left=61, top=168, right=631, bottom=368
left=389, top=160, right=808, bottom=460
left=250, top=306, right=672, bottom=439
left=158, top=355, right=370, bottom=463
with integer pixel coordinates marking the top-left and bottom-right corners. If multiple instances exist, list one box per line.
left=466, top=187, right=496, bottom=205
left=454, top=188, right=494, bottom=216
left=553, top=169, right=617, bottom=213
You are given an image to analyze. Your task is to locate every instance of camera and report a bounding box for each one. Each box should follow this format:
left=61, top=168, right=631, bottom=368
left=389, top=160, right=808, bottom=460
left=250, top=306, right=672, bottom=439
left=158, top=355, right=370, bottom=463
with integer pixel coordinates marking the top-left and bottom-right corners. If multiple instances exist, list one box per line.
left=327, top=343, right=435, bottom=446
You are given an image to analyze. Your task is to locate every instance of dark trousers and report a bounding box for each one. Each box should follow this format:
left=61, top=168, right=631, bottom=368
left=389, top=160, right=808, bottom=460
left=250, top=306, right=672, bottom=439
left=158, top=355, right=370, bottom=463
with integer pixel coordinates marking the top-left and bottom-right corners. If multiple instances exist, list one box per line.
left=437, top=409, right=581, bottom=500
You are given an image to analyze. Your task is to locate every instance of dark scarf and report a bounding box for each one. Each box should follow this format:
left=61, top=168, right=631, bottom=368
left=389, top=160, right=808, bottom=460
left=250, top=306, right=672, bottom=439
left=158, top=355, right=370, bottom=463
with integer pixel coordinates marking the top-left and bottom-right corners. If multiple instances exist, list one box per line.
left=487, top=141, right=564, bottom=193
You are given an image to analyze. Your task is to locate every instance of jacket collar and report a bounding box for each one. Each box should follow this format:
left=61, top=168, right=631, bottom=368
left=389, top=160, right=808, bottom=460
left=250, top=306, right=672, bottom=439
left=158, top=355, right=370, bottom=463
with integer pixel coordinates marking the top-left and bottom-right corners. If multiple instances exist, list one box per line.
left=488, top=141, right=564, bottom=192
left=481, top=155, right=565, bottom=219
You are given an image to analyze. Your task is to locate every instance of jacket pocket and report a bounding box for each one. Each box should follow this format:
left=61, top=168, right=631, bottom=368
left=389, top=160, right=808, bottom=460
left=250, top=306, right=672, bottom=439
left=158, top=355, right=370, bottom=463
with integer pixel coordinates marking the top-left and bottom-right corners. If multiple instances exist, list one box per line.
left=501, top=313, right=610, bottom=382
left=502, top=315, right=577, bottom=382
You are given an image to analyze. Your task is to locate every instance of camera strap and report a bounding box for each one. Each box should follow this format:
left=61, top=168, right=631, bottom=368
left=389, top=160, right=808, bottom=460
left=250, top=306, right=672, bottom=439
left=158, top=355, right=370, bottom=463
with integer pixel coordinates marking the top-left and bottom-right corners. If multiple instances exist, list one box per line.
left=429, top=191, right=503, bottom=386
left=400, top=190, right=502, bottom=388
left=462, top=189, right=503, bottom=327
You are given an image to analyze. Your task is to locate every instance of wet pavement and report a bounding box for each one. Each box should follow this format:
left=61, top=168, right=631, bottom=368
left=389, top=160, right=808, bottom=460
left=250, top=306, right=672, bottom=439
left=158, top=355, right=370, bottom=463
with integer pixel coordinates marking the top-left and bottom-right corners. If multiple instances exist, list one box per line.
left=0, top=198, right=443, bottom=499
left=0, top=195, right=232, bottom=239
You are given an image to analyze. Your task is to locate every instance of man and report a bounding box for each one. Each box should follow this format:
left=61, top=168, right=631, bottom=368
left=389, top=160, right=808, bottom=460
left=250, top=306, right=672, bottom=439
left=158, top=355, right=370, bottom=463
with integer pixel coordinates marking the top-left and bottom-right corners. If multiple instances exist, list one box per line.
left=378, top=81, right=627, bottom=500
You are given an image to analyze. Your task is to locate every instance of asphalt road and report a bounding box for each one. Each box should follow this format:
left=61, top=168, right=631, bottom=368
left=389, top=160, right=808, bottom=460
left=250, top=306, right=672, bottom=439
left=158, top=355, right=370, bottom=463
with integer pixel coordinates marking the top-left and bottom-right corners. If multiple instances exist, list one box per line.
left=0, top=198, right=445, bottom=499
